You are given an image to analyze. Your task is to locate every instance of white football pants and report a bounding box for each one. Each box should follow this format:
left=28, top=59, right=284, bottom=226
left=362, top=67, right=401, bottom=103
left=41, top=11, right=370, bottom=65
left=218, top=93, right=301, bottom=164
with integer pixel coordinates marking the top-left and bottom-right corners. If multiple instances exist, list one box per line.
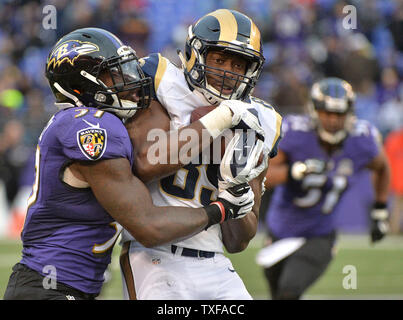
left=119, top=242, right=252, bottom=300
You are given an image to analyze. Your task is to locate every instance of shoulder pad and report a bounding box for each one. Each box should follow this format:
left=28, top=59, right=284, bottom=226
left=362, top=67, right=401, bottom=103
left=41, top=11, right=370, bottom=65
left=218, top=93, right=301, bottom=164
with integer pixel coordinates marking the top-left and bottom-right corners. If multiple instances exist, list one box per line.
left=350, top=119, right=382, bottom=146
left=249, top=96, right=275, bottom=110
left=249, top=97, right=283, bottom=158
left=283, top=114, right=313, bottom=133
left=140, top=53, right=170, bottom=93
left=58, top=108, right=133, bottom=162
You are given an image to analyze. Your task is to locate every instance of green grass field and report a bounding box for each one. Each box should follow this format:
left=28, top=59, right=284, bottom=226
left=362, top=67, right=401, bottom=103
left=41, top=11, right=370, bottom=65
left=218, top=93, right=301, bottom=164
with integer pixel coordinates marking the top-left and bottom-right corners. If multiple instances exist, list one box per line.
left=1, top=233, right=402, bottom=300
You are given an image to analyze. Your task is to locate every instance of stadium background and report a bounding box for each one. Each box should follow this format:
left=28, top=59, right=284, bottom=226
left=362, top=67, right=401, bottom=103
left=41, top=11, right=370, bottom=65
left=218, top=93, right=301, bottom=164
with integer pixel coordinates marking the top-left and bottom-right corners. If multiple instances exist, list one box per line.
left=0, top=0, right=402, bottom=299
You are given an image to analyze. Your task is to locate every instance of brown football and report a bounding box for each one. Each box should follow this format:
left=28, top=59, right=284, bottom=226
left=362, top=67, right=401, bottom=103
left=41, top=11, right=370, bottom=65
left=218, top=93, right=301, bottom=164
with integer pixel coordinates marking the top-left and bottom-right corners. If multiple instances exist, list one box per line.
left=190, top=105, right=217, bottom=123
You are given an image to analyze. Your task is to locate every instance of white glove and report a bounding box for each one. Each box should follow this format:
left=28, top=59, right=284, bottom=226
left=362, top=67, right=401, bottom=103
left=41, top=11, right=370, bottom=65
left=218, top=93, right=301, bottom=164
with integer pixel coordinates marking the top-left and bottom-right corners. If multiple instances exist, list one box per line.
left=219, top=130, right=268, bottom=190
left=218, top=100, right=266, bottom=140
left=217, top=184, right=255, bottom=219
left=290, top=159, right=326, bottom=181
left=249, top=144, right=269, bottom=182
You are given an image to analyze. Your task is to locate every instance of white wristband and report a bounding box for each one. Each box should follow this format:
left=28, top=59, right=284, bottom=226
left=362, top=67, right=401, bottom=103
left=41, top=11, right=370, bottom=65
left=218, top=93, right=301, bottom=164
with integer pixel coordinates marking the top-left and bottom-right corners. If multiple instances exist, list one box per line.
left=371, top=208, right=388, bottom=220
left=199, top=105, right=233, bottom=139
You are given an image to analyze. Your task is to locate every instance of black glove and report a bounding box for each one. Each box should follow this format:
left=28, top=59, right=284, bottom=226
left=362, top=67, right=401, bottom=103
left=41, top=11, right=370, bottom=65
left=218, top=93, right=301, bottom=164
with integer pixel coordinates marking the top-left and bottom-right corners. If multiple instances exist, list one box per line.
left=370, top=202, right=389, bottom=244
left=204, top=183, right=254, bottom=229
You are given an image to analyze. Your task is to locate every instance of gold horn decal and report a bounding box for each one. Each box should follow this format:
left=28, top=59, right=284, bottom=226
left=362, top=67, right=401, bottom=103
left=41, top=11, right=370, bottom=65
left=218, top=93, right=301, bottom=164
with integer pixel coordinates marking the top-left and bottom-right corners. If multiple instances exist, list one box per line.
left=155, top=53, right=168, bottom=92
left=207, top=9, right=238, bottom=42
left=249, top=20, right=261, bottom=52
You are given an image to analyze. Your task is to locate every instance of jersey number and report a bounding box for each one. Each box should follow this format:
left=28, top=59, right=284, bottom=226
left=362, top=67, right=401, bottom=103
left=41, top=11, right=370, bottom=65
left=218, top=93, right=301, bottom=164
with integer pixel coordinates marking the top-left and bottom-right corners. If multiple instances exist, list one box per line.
left=159, top=164, right=216, bottom=206
left=27, top=146, right=41, bottom=208
left=293, top=174, right=348, bottom=214
left=92, top=222, right=123, bottom=256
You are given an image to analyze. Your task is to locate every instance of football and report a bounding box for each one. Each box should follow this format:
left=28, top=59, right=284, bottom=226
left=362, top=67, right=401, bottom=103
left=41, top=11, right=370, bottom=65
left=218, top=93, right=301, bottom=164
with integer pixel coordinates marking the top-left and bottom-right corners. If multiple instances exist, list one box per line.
left=190, top=105, right=217, bottom=123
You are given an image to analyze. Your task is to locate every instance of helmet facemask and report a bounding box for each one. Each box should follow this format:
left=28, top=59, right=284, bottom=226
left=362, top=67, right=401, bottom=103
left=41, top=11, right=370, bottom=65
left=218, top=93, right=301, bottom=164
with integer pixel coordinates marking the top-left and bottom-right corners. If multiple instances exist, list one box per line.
left=81, top=47, right=153, bottom=119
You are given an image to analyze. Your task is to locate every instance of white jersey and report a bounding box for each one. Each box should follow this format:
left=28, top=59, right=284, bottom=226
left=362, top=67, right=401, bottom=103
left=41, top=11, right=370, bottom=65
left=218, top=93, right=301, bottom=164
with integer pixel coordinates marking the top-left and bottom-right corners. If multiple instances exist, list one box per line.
left=121, top=53, right=282, bottom=252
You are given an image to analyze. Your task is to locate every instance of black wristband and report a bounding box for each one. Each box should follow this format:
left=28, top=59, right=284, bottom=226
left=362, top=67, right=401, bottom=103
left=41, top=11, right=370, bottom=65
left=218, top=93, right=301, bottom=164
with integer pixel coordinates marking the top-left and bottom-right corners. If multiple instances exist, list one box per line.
left=204, top=203, right=223, bottom=230
left=227, top=183, right=250, bottom=196
left=373, top=202, right=387, bottom=209
left=287, top=164, right=293, bottom=182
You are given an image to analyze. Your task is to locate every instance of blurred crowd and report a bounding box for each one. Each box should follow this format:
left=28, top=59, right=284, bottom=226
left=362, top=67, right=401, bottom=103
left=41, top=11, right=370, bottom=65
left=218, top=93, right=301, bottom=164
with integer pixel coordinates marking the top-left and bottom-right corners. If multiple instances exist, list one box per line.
left=0, top=0, right=402, bottom=235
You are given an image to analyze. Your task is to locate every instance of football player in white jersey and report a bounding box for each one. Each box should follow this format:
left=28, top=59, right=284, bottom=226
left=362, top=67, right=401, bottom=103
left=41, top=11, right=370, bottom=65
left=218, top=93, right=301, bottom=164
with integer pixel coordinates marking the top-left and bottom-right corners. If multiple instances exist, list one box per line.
left=119, top=9, right=282, bottom=300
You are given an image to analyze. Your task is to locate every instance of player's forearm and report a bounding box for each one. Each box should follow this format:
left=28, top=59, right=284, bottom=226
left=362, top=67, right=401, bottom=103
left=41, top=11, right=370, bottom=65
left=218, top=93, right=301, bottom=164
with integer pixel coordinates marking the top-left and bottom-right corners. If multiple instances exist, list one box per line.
left=134, top=121, right=213, bottom=183
left=81, top=159, right=209, bottom=247
left=132, top=205, right=210, bottom=247
left=221, top=213, right=257, bottom=253
left=221, top=175, right=262, bottom=253
left=372, top=160, right=391, bottom=203
left=264, top=163, right=289, bottom=189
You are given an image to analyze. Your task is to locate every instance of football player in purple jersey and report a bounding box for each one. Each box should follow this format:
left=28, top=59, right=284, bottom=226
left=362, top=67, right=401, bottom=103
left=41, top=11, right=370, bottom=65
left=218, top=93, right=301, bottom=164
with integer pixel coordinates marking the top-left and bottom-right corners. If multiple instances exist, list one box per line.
left=260, top=78, right=391, bottom=300
left=3, top=28, right=255, bottom=300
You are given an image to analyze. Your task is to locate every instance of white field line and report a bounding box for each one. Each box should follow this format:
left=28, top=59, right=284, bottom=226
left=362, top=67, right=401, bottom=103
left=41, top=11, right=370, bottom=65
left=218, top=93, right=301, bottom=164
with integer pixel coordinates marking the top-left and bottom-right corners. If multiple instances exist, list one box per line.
left=250, top=232, right=403, bottom=250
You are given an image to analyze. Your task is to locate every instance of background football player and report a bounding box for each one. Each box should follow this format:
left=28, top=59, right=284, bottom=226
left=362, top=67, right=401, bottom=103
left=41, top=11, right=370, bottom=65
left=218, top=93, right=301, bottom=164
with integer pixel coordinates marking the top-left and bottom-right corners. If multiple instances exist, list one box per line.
left=3, top=27, right=256, bottom=300
left=259, top=77, right=391, bottom=300
left=119, top=9, right=282, bottom=300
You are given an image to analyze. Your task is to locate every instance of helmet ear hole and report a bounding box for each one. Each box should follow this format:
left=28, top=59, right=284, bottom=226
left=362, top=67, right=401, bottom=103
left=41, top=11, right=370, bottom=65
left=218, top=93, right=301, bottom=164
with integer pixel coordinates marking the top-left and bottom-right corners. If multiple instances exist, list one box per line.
left=190, top=70, right=199, bottom=81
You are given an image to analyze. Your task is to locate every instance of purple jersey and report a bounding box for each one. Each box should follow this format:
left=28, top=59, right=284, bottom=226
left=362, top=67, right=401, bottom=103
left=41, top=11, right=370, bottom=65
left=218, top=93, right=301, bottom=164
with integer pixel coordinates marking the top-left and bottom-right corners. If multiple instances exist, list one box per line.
left=20, top=107, right=133, bottom=294
left=266, top=114, right=381, bottom=239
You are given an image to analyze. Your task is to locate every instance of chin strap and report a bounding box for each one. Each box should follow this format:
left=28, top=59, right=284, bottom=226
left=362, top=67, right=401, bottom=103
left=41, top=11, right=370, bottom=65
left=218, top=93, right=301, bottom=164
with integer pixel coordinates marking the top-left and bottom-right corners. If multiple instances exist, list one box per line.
left=80, top=70, right=138, bottom=119
left=317, top=127, right=348, bottom=145
left=101, top=100, right=137, bottom=119
left=308, top=104, right=355, bottom=145
left=177, top=49, right=187, bottom=71
left=317, top=113, right=355, bottom=145
left=54, top=102, right=76, bottom=110
left=53, top=82, right=84, bottom=107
